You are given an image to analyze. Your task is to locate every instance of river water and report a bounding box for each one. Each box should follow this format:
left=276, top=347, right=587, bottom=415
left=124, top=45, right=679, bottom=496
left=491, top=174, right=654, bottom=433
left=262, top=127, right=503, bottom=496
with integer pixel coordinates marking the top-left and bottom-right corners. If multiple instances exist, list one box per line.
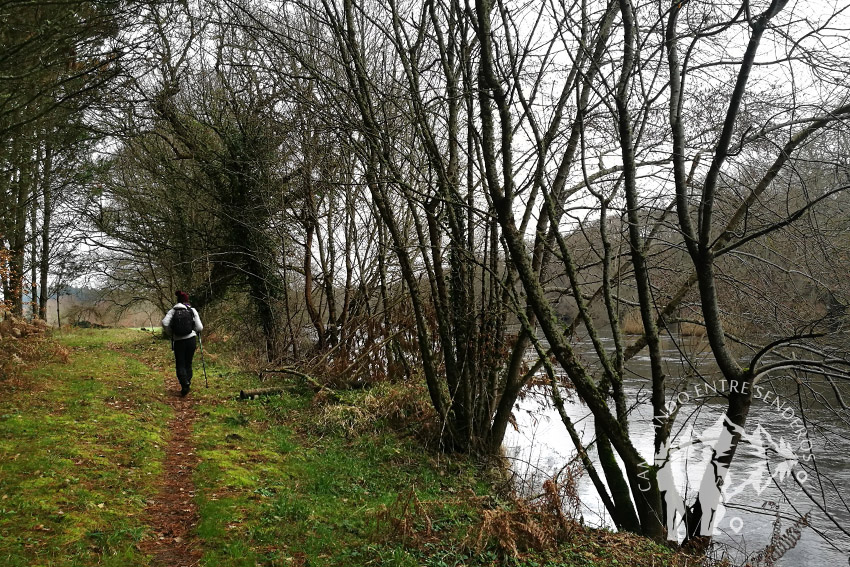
left=503, top=333, right=850, bottom=566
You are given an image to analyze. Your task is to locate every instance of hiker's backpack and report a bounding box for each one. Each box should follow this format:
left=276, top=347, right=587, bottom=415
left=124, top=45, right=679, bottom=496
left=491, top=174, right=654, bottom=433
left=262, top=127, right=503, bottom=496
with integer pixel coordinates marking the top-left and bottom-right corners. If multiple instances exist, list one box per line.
left=170, top=307, right=195, bottom=336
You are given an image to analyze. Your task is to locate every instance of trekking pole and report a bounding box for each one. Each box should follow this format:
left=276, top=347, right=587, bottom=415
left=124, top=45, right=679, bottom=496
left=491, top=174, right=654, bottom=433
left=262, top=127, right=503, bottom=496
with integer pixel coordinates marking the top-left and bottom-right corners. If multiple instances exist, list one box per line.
left=198, top=332, right=209, bottom=388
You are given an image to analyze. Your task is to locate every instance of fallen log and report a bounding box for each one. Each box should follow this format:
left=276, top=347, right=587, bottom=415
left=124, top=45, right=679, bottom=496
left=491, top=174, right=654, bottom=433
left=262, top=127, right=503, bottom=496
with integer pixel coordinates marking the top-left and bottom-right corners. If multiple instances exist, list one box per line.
left=260, top=367, right=327, bottom=392
left=247, top=367, right=341, bottom=402
left=239, top=387, right=287, bottom=400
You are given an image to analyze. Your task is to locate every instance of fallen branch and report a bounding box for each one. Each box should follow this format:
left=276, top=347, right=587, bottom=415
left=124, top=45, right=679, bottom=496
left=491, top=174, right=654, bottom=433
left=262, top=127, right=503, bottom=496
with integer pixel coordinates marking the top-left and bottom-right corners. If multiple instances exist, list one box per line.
left=256, top=367, right=341, bottom=402
left=239, top=387, right=286, bottom=400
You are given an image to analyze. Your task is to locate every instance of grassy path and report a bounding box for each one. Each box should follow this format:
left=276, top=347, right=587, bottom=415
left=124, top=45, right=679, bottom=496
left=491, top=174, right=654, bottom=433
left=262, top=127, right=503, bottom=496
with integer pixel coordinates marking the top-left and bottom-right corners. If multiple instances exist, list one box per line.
left=0, top=329, right=173, bottom=566
left=0, top=328, right=489, bottom=566
left=133, top=352, right=201, bottom=566
left=0, top=328, right=692, bottom=567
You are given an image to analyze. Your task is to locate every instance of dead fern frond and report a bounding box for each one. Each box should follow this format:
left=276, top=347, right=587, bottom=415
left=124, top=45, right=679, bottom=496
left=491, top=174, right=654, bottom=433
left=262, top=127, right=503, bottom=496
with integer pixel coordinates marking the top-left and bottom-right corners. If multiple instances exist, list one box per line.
left=749, top=510, right=810, bottom=567
left=469, top=471, right=583, bottom=558
left=375, top=485, right=433, bottom=545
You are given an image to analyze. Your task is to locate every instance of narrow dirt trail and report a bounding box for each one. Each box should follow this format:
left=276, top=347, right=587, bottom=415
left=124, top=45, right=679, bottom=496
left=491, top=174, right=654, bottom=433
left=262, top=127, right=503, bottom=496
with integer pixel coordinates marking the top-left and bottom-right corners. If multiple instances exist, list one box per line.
left=138, top=371, right=202, bottom=566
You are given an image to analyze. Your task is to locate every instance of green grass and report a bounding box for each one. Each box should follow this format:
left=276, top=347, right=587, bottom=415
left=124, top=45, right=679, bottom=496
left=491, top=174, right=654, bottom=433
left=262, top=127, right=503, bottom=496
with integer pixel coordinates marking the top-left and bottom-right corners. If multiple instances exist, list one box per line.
left=187, top=374, right=488, bottom=566
left=1, top=328, right=694, bottom=567
left=0, top=329, right=171, bottom=566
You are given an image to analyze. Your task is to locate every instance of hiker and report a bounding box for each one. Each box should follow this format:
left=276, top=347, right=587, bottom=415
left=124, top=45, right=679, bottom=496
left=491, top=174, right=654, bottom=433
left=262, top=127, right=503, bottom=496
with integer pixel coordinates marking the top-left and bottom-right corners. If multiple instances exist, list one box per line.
left=162, top=290, right=203, bottom=396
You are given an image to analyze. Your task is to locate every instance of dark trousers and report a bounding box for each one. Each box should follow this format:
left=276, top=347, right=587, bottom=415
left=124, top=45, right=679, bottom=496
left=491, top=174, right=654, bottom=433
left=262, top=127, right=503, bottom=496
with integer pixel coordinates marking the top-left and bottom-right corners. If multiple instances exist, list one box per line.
left=173, top=336, right=197, bottom=388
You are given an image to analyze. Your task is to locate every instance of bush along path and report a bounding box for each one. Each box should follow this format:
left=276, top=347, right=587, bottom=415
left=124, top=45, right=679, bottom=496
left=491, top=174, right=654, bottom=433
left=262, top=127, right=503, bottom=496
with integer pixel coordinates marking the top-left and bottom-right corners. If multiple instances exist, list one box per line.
left=0, top=328, right=697, bottom=567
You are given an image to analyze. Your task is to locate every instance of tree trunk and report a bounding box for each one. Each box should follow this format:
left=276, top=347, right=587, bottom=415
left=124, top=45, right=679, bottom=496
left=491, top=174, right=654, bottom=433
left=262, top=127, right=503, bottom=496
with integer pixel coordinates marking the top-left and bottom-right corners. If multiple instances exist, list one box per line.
left=9, top=157, right=31, bottom=317
left=38, top=142, right=53, bottom=320
left=303, top=219, right=325, bottom=350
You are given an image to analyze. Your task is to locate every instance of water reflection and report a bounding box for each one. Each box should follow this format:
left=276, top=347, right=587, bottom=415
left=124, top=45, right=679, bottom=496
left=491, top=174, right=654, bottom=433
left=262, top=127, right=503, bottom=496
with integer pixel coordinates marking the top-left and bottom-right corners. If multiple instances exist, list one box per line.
left=503, top=334, right=850, bottom=566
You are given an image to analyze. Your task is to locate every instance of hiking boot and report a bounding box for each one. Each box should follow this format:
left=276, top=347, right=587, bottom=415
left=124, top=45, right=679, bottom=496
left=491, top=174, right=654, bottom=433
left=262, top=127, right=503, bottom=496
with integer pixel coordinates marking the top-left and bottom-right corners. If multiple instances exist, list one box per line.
left=180, top=385, right=190, bottom=397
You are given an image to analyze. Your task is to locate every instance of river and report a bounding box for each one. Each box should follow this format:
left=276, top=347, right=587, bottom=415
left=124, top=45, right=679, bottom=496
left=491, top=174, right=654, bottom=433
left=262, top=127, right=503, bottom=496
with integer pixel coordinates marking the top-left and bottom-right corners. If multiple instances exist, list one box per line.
left=503, top=333, right=850, bottom=566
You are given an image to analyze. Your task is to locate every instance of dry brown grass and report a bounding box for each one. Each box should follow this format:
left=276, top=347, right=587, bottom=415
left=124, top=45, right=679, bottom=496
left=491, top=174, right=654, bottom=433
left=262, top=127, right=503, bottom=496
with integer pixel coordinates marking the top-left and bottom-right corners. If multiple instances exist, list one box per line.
left=375, top=486, right=435, bottom=545
left=315, top=381, right=438, bottom=440
left=0, top=315, right=50, bottom=340
left=622, top=310, right=711, bottom=338
left=678, top=321, right=707, bottom=337
left=470, top=470, right=582, bottom=557
left=0, top=317, right=68, bottom=381
left=363, top=454, right=709, bottom=567
left=621, top=310, right=645, bottom=335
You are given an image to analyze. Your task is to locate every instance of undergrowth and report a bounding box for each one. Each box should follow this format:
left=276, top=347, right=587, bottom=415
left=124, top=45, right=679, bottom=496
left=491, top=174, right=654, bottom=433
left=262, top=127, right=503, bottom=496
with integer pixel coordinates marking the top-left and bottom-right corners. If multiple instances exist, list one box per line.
left=176, top=335, right=699, bottom=567
left=3, top=327, right=703, bottom=566
left=0, top=318, right=67, bottom=381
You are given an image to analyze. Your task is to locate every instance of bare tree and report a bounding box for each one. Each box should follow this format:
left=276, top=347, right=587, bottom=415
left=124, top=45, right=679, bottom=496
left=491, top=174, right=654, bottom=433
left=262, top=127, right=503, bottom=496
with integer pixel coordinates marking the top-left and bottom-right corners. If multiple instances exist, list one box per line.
left=256, top=0, right=850, bottom=550
left=48, top=0, right=850, bottom=555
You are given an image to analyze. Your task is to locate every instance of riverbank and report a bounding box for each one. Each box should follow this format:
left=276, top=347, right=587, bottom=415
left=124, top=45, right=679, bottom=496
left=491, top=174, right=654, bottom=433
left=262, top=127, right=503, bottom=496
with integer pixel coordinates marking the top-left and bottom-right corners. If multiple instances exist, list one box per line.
left=0, top=328, right=698, bottom=566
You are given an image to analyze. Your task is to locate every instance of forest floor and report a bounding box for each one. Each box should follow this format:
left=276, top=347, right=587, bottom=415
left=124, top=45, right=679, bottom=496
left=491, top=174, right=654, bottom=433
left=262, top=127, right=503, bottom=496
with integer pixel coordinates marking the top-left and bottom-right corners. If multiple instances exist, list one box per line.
left=0, top=328, right=700, bottom=567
